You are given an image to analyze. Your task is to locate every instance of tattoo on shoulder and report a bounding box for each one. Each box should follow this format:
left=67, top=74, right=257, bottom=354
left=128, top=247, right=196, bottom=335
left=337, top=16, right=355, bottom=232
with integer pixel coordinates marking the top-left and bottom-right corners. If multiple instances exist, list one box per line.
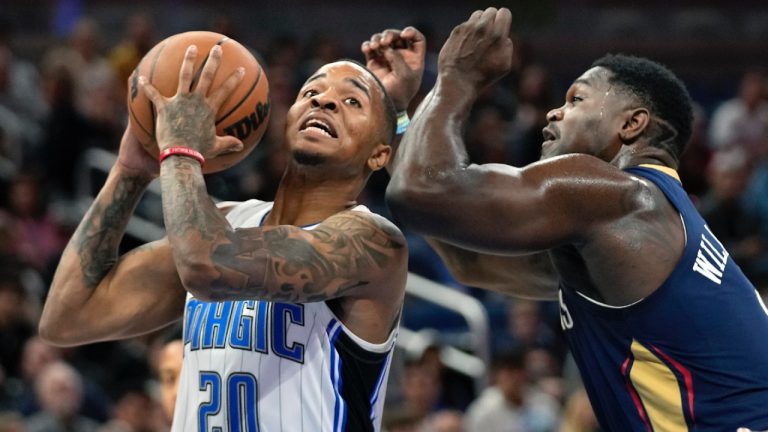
left=75, top=174, right=147, bottom=288
left=207, top=211, right=405, bottom=302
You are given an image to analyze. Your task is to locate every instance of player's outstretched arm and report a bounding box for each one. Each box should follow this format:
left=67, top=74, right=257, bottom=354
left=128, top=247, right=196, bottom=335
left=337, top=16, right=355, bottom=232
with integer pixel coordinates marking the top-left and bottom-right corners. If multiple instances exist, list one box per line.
left=39, top=129, right=186, bottom=346
left=359, top=23, right=559, bottom=299
left=386, top=8, right=644, bottom=256
left=426, top=239, right=559, bottom=300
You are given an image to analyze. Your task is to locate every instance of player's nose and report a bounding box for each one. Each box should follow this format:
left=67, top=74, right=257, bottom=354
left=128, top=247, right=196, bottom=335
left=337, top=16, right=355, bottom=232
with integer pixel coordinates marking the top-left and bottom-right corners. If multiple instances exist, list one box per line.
left=546, top=107, right=563, bottom=122
left=310, top=95, right=338, bottom=112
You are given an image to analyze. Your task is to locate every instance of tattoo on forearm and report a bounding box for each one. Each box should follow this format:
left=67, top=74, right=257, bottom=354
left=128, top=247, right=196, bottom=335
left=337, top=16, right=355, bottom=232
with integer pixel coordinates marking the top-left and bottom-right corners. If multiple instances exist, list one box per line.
left=75, top=174, right=148, bottom=287
left=161, top=157, right=224, bottom=241
left=205, top=213, right=404, bottom=302
left=160, top=149, right=404, bottom=302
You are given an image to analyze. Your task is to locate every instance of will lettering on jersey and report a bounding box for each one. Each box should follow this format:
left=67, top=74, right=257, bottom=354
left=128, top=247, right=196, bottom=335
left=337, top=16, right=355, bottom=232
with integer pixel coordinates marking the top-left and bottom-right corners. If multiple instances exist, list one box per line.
left=183, top=299, right=306, bottom=363
left=692, top=224, right=729, bottom=285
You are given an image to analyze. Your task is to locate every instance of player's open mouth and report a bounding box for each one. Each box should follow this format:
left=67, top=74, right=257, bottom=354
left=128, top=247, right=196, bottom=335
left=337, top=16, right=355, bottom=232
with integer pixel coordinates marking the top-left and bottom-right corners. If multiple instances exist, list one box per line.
left=300, top=117, right=337, bottom=138
left=541, top=127, right=557, bottom=143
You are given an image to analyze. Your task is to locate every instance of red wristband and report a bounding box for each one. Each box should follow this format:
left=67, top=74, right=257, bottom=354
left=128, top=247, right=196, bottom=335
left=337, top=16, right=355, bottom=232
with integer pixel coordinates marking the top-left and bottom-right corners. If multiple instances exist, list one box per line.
left=159, top=147, right=205, bottom=167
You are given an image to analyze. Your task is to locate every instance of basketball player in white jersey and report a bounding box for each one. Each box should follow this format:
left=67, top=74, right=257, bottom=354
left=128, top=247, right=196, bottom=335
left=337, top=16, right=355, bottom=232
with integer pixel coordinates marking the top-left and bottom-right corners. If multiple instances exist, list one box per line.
left=39, top=27, right=426, bottom=431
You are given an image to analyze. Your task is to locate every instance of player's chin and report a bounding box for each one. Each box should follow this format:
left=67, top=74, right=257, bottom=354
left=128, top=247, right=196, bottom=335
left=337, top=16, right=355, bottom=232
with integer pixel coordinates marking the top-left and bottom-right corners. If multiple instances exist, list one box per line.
left=292, top=149, right=327, bottom=166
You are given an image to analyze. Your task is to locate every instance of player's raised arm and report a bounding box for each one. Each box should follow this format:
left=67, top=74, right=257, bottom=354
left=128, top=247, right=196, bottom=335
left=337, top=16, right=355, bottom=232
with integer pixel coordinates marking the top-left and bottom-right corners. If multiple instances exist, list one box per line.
left=39, top=128, right=186, bottom=347
left=362, top=26, right=426, bottom=114
left=362, top=25, right=426, bottom=169
left=386, top=8, right=646, bottom=255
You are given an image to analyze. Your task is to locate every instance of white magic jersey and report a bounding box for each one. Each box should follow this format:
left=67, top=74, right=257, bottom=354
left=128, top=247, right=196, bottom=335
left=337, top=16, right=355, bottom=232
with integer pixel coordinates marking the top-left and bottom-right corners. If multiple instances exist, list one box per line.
left=172, top=200, right=398, bottom=432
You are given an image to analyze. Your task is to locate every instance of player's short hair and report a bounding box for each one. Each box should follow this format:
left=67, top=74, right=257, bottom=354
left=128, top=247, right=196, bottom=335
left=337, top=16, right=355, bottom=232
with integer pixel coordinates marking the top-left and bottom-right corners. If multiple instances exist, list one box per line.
left=338, top=59, right=398, bottom=145
left=591, top=54, right=693, bottom=161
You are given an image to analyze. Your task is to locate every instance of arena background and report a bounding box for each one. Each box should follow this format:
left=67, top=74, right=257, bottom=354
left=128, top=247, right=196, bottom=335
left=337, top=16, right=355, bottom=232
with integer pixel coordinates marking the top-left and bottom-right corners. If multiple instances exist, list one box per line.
left=0, top=1, right=766, bottom=431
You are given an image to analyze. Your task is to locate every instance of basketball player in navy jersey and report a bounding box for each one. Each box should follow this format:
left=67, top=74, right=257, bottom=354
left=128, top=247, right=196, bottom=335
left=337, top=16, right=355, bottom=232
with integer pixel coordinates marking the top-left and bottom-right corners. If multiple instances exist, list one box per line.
left=39, top=28, right=425, bottom=431
left=386, top=8, right=768, bottom=431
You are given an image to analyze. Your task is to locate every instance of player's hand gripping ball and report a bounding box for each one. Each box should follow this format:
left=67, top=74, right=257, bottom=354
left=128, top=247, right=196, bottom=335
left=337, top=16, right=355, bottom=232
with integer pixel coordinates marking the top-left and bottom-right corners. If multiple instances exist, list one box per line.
left=127, top=31, right=270, bottom=173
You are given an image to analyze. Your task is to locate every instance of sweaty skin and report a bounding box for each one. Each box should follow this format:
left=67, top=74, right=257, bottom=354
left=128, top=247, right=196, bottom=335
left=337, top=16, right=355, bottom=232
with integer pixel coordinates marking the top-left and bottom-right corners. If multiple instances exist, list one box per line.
left=387, top=8, right=768, bottom=431
left=386, top=8, right=684, bottom=306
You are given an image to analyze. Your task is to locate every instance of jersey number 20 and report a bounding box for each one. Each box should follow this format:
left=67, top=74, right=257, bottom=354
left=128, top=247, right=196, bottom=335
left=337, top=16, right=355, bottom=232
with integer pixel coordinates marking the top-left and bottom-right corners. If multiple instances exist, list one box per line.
left=198, top=371, right=258, bottom=431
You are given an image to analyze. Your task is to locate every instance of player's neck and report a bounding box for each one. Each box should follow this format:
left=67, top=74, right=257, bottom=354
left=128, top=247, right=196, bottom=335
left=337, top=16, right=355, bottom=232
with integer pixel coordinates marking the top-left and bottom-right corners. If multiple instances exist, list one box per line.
left=612, top=144, right=678, bottom=171
left=266, top=169, right=362, bottom=226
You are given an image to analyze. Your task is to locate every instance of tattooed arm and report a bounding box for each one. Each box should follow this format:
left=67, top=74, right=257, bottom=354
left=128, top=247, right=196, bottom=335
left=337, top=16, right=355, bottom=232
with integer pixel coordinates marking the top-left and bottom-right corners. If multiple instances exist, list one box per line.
left=159, top=159, right=406, bottom=303
left=142, top=45, right=407, bottom=304
left=39, top=130, right=187, bottom=347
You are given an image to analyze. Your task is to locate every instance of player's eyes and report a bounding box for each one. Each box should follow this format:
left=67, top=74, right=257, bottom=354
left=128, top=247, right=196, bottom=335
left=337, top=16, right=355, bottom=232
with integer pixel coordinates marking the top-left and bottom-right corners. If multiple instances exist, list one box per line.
left=345, top=97, right=361, bottom=107
left=303, top=89, right=318, bottom=98
left=570, top=95, right=583, bottom=104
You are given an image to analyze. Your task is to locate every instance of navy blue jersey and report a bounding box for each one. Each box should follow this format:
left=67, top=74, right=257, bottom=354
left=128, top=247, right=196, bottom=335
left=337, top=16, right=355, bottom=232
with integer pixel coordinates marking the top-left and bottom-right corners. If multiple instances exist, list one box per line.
left=559, top=165, right=768, bottom=431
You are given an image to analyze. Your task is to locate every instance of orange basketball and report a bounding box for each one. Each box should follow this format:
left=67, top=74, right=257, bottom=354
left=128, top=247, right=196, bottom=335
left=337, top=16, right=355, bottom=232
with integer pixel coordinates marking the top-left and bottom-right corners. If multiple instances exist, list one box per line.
left=127, top=31, right=270, bottom=173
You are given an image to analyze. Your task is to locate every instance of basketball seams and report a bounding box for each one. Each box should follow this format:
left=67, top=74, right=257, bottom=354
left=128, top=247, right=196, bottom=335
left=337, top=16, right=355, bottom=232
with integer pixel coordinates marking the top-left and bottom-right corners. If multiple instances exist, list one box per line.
left=189, top=53, right=210, bottom=93
left=147, top=42, right=167, bottom=141
left=126, top=31, right=268, bottom=173
left=215, top=67, right=262, bottom=125
left=188, top=37, right=230, bottom=93
left=128, top=103, right=153, bottom=139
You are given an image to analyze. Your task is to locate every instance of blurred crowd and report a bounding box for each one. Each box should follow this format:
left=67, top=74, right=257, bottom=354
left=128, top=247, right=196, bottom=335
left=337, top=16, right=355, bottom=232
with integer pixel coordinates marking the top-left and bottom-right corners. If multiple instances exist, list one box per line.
left=0, top=7, right=767, bottom=432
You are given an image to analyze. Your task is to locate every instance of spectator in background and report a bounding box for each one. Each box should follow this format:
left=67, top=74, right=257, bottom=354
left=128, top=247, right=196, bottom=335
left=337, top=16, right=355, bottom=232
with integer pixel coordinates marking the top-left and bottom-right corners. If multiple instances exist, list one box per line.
left=677, top=103, right=711, bottom=198
left=524, top=346, right=563, bottom=403
left=97, top=384, right=156, bottom=432
left=156, top=339, right=183, bottom=425
left=0, top=270, right=35, bottom=382
left=559, top=388, right=600, bottom=432
left=7, top=172, right=66, bottom=274
left=108, top=13, right=155, bottom=97
left=465, top=349, right=560, bottom=432
left=37, top=62, right=100, bottom=198
left=0, top=114, right=20, bottom=180
left=699, top=148, right=768, bottom=284
left=0, top=21, right=47, bottom=171
left=708, top=70, right=768, bottom=155
left=494, top=299, right=559, bottom=358
left=418, top=344, right=476, bottom=411
left=17, top=337, right=111, bottom=424
left=42, top=17, right=122, bottom=149
left=0, top=411, right=25, bottom=432
left=741, top=138, right=768, bottom=287
left=421, top=410, right=465, bottom=432
left=0, top=17, right=48, bottom=122
left=15, top=338, right=62, bottom=415
left=25, top=362, right=99, bottom=432
left=383, top=411, right=421, bottom=432
left=399, top=361, right=443, bottom=426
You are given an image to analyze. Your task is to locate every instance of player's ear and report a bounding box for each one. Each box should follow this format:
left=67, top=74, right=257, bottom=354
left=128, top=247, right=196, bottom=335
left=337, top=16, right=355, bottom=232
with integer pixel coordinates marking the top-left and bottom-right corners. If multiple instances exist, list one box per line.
left=367, top=143, right=391, bottom=171
left=619, top=107, right=650, bottom=143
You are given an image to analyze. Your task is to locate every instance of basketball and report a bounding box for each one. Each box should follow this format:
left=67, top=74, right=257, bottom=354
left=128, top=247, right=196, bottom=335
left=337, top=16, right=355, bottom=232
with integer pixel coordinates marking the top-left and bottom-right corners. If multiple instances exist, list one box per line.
left=127, top=31, right=270, bottom=173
